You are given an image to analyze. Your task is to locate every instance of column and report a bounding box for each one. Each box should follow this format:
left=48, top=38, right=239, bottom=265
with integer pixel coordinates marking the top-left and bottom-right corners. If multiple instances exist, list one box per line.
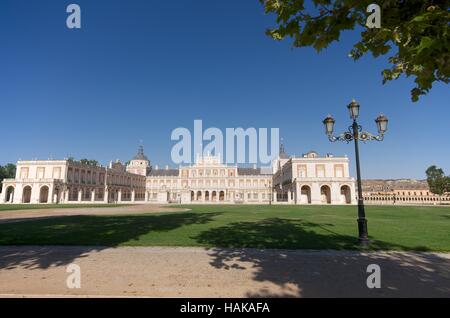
left=145, top=191, right=149, bottom=202
left=294, top=185, right=298, bottom=204
left=131, top=189, right=135, bottom=202
left=118, top=189, right=122, bottom=203
left=331, top=183, right=340, bottom=204
left=15, top=185, right=24, bottom=204
left=31, top=186, right=39, bottom=203
left=288, top=191, right=292, bottom=204
left=311, top=183, right=321, bottom=204
left=91, top=189, right=96, bottom=202
left=273, top=192, right=277, bottom=203
left=49, top=185, right=54, bottom=203
left=0, top=188, right=6, bottom=203
left=77, top=189, right=82, bottom=202
left=104, top=188, right=109, bottom=203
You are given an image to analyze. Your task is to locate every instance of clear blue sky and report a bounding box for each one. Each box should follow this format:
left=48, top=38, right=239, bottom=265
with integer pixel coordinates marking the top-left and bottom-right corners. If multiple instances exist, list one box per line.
left=0, top=0, right=449, bottom=179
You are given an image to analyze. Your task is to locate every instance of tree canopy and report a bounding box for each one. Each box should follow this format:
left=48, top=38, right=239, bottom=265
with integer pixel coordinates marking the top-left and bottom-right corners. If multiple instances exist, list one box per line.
left=79, top=159, right=99, bottom=166
left=0, top=163, right=16, bottom=191
left=425, top=165, right=450, bottom=195
left=67, top=157, right=99, bottom=166
left=260, top=0, right=449, bottom=101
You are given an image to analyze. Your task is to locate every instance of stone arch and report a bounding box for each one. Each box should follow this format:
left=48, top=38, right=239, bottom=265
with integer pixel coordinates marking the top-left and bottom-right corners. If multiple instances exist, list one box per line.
left=300, top=185, right=311, bottom=204
left=196, top=191, right=202, bottom=201
left=205, top=191, right=210, bottom=201
left=320, top=185, right=331, bottom=204
left=22, top=185, right=32, bottom=203
left=340, top=185, right=351, bottom=204
left=39, top=185, right=50, bottom=203
left=212, top=191, right=217, bottom=201
left=219, top=191, right=225, bottom=201
left=5, top=186, right=15, bottom=203
left=191, top=191, right=195, bottom=201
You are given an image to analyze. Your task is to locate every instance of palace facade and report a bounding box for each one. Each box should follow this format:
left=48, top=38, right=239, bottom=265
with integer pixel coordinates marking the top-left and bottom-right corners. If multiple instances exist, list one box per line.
left=0, top=145, right=356, bottom=205
left=361, top=179, right=450, bottom=205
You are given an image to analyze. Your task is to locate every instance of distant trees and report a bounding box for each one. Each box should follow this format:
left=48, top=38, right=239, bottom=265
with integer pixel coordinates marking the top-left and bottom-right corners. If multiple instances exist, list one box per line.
left=425, top=165, right=450, bottom=195
left=67, top=157, right=99, bottom=166
left=79, top=159, right=99, bottom=166
left=0, top=163, right=16, bottom=192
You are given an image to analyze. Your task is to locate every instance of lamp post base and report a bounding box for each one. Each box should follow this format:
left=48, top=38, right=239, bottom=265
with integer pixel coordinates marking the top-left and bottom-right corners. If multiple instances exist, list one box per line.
left=357, top=217, right=370, bottom=247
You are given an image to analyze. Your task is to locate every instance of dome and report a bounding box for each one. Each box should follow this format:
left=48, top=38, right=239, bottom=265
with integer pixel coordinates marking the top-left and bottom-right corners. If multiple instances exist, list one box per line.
left=133, top=145, right=149, bottom=161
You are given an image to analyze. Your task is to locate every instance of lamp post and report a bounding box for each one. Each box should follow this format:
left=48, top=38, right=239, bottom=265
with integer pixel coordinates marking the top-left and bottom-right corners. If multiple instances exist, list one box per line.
left=322, top=99, right=388, bottom=246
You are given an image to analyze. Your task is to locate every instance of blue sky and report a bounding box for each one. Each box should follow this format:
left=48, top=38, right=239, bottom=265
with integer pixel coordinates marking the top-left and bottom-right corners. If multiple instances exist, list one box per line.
left=0, top=0, right=449, bottom=179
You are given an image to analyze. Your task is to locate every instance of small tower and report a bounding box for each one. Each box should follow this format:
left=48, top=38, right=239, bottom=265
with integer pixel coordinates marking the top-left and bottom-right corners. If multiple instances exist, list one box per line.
left=126, top=145, right=151, bottom=176
left=272, top=138, right=289, bottom=173
left=279, top=140, right=288, bottom=159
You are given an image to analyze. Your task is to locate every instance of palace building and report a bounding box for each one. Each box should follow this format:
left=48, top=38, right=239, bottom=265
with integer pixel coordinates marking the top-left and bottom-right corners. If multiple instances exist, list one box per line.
left=0, top=145, right=356, bottom=205
left=361, top=179, right=450, bottom=205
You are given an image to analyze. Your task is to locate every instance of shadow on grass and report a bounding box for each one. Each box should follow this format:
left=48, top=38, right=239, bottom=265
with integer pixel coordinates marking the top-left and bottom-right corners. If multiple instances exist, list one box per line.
left=0, top=212, right=220, bottom=270
left=194, top=218, right=450, bottom=297
left=194, top=217, right=417, bottom=250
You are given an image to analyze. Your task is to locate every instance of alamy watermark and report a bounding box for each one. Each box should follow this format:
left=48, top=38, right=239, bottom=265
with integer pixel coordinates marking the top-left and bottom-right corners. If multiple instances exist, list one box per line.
left=366, top=264, right=381, bottom=289
left=66, top=4, right=81, bottom=29
left=66, top=263, right=81, bottom=289
left=65, top=3, right=381, bottom=30
left=171, top=120, right=279, bottom=165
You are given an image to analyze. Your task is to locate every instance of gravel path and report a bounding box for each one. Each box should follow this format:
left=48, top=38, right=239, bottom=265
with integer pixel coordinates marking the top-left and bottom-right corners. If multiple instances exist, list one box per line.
left=0, top=246, right=449, bottom=297
left=0, top=205, right=187, bottom=224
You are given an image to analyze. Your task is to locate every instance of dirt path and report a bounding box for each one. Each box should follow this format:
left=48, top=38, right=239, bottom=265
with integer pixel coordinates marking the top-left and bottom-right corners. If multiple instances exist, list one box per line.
left=0, top=205, right=187, bottom=224
left=0, top=246, right=449, bottom=297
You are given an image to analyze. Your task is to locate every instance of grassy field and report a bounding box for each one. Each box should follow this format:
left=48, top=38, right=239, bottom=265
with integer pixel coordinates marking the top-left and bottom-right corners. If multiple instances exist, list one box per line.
left=0, top=203, right=127, bottom=211
left=0, top=204, right=449, bottom=251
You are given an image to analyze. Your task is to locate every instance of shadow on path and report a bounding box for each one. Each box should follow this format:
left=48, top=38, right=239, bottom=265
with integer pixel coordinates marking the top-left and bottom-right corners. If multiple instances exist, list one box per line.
left=194, top=218, right=450, bottom=297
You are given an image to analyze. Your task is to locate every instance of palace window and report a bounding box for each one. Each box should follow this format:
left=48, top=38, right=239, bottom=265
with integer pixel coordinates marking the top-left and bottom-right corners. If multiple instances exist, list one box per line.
left=298, top=165, right=307, bottom=178
left=36, top=167, right=45, bottom=179
left=53, top=167, right=61, bottom=179
left=316, top=165, right=326, bottom=178
left=20, top=167, right=29, bottom=179
left=334, top=164, right=344, bottom=178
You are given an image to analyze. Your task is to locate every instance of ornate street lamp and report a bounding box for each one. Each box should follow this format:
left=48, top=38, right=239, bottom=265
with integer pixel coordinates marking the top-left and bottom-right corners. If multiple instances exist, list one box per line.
left=322, top=99, right=388, bottom=246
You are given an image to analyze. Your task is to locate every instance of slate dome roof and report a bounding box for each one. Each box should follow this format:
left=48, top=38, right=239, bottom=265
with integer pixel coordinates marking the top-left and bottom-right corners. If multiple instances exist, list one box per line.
left=133, top=145, right=149, bottom=161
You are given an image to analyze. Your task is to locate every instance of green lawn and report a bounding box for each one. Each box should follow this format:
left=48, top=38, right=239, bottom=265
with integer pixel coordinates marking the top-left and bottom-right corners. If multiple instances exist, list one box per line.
left=0, top=203, right=128, bottom=211
left=0, top=205, right=449, bottom=251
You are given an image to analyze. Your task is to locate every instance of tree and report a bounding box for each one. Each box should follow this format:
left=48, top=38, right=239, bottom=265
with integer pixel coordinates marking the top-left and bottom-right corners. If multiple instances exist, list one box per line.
left=0, top=163, right=16, bottom=192
left=425, top=165, right=450, bottom=195
left=260, top=0, right=449, bottom=101
left=79, top=159, right=99, bottom=166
